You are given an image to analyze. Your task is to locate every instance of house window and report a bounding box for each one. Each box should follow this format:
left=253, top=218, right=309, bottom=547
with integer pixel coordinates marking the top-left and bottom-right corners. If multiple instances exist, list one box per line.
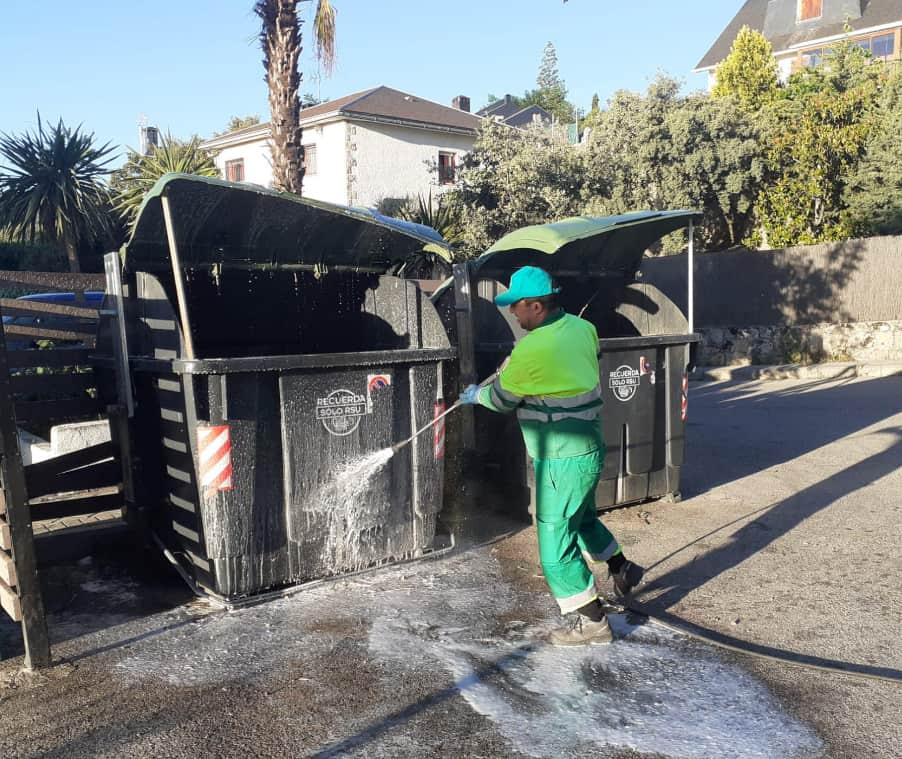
left=870, top=33, right=895, bottom=61
left=802, top=47, right=824, bottom=67
left=225, top=158, right=245, bottom=183
left=848, top=33, right=896, bottom=61
left=438, top=152, right=456, bottom=185
left=798, top=0, right=822, bottom=21
left=302, top=144, right=317, bottom=176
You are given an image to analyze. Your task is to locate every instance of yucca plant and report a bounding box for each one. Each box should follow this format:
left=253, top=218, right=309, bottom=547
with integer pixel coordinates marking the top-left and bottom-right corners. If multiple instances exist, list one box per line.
left=111, top=133, right=220, bottom=227
left=0, top=115, right=116, bottom=272
left=398, top=191, right=463, bottom=246
left=392, top=191, right=462, bottom=278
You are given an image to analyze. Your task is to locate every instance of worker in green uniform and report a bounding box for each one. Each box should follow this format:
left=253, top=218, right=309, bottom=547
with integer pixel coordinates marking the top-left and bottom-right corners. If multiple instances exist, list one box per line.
left=459, top=266, right=644, bottom=646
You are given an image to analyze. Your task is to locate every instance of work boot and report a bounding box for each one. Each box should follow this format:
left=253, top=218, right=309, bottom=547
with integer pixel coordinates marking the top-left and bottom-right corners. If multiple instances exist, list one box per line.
left=547, top=615, right=613, bottom=647
left=612, top=560, right=645, bottom=598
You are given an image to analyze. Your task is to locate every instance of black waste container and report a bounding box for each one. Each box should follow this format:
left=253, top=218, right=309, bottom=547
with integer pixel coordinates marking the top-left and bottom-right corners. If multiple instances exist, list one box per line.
left=433, top=212, right=700, bottom=519
left=105, top=174, right=455, bottom=601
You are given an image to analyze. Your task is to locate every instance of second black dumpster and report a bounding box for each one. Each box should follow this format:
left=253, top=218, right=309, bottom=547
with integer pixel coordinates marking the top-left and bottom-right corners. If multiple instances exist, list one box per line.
left=105, top=174, right=456, bottom=602
left=435, top=211, right=700, bottom=520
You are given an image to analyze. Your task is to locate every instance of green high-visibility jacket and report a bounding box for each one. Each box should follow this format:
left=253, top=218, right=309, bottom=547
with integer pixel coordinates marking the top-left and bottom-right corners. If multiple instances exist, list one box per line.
left=476, top=310, right=604, bottom=460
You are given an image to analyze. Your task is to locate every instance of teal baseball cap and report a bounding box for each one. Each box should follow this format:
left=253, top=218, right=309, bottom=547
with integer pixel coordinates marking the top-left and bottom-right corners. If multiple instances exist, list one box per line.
left=494, top=266, right=561, bottom=306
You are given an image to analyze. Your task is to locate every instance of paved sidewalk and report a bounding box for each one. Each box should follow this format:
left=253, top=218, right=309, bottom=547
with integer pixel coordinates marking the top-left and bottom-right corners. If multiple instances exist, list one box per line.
left=692, top=360, right=902, bottom=382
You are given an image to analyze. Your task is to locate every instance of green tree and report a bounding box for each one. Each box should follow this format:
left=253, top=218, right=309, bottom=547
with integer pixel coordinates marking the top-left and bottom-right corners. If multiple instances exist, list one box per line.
left=300, top=92, right=325, bottom=108
left=582, top=77, right=679, bottom=219
left=110, top=133, right=220, bottom=227
left=753, top=38, right=883, bottom=247
left=583, top=93, right=601, bottom=129
left=843, top=66, right=902, bottom=235
left=584, top=76, right=765, bottom=251
left=442, top=119, right=584, bottom=256
left=523, top=42, right=575, bottom=123
left=255, top=0, right=336, bottom=195
left=214, top=115, right=261, bottom=136
left=712, top=26, right=779, bottom=111
left=666, top=95, right=766, bottom=248
left=0, top=116, right=116, bottom=272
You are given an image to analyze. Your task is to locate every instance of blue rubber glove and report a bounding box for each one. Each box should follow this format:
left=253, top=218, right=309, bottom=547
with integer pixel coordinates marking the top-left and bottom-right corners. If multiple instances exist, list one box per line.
left=459, top=384, right=480, bottom=405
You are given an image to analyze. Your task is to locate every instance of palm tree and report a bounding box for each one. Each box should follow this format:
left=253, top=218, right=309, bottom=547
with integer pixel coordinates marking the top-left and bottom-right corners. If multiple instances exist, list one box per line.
left=255, top=0, right=336, bottom=195
left=0, top=115, right=116, bottom=272
left=111, top=133, right=220, bottom=227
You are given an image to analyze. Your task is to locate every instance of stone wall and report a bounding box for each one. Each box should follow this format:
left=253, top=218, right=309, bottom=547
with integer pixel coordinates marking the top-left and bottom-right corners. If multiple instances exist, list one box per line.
left=700, top=320, right=902, bottom=366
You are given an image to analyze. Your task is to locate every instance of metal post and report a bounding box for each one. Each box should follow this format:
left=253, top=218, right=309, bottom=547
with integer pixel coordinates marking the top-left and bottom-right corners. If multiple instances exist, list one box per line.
left=160, top=192, right=197, bottom=360
left=452, top=263, right=476, bottom=449
left=0, top=304, right=50, bottom=668
left=103, top=253, right=134, bottom=417
left=687, top=219, right=695, bottom=334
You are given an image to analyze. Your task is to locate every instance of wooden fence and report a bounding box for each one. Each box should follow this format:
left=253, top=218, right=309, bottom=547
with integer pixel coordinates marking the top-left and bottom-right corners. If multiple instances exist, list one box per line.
left=0, top=270, right=131, bottom=668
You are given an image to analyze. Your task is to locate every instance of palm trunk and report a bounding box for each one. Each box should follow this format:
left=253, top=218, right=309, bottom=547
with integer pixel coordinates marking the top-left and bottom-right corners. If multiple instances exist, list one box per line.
left=257, top=0, right=305, bottom=195
left=64, top=238, right=81, bottom=273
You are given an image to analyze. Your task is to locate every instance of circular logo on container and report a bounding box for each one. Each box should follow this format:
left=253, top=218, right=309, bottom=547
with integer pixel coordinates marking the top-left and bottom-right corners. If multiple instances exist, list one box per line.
left=609, top=364, right=641, bottom=402
left=315, top=389, right=368, bottom=436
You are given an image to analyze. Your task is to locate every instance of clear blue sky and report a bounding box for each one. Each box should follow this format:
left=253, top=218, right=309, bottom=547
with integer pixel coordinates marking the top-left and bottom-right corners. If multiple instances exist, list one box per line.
left=2, top=1, right=738, bottom=167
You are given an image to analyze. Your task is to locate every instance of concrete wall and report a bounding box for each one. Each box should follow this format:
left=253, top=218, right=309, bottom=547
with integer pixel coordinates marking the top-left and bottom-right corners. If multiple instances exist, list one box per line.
left=299, top=121, right=349, bottom=205
left=775, top=55, right=795, bottom=83
left=640, top=235, right=902, bottom=364
left=348, top=122, right=474, bottom=208
left=213, top=139, right=273, bottom=188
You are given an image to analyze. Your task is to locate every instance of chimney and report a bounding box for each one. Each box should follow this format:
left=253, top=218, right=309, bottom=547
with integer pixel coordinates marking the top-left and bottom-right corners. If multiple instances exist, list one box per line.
left=140, top=125, right=159, bottom=155
left=452, top=95, right=471, bottom=113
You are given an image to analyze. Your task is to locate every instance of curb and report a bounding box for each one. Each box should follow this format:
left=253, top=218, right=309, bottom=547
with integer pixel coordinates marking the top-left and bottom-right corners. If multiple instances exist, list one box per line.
left=690, top=361, right=902, bottom=382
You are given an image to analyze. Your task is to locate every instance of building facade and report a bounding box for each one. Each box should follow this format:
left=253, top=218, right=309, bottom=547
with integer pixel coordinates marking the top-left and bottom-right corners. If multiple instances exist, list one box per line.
left=696, top=0, right=902, bottom=88
left=200, top=86, right=481, bottom=209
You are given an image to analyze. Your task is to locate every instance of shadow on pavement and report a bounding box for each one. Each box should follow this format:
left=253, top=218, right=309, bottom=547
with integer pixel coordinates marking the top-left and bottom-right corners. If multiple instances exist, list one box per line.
left=638, top=376, right=902, bottom=679
left=0, top=540, right=194, bottom=661
left=683, top=375, right=902, bottom=496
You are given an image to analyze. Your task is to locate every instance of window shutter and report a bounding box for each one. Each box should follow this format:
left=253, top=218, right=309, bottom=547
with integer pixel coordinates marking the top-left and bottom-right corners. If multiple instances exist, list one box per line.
left=799, top=0, right=822, bottom=22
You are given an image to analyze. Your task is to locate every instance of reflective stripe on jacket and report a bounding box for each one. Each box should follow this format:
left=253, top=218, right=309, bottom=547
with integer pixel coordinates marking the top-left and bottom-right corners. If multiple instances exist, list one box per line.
left=477, top=311, right=605, bottom=459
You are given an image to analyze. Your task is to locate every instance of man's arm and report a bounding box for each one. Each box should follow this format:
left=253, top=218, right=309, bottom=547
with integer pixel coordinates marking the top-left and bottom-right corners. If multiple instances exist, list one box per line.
left=476, top=374, right=522, bottom=413
left=473, top=349, right=533, bottom=413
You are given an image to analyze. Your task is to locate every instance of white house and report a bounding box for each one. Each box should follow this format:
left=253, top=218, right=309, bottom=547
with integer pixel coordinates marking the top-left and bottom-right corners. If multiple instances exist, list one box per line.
left=696, top=0, right=902, bottom=89
left=200, top=86, right=482, bottom=209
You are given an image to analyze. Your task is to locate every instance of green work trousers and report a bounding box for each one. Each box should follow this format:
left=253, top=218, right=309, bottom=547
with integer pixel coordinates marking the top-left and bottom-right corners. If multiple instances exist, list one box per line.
left=534, top=449, right=619, bottom=613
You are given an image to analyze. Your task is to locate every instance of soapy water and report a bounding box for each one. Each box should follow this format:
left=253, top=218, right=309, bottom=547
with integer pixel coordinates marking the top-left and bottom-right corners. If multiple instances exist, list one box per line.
left=109, top=548, right=821, bottom=758
left=396, top=617, right=823, bottom=759
left=368, top=561, right=823, bottom=759
left=299, top=447, right=397, bottom=572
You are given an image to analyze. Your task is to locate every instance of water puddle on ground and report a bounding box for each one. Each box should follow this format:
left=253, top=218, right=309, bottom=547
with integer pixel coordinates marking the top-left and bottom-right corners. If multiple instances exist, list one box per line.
left=387, top=616, right=823, bottom=759
left=104, top=548, right=821, bottom=758
left=367, top=557, right=823, bottom=759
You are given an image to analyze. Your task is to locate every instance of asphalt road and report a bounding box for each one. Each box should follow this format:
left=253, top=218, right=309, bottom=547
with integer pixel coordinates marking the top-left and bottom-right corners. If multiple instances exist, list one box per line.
left=0, top=376, right=899, bottom=758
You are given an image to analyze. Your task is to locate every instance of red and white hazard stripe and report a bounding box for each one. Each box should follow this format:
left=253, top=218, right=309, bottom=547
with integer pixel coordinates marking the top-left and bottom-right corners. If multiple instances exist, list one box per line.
left=197, top=424, right=233, bottom=492
left=433, top=402, right=446, bottom=460
left=680, top=374, right=689, bottom=422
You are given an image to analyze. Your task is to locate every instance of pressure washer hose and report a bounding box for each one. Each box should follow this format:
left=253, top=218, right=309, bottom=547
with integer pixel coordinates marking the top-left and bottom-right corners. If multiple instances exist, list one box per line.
left=619, top=597, right=901, bottom=685
left=391, top=372, right=498, bottom=454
